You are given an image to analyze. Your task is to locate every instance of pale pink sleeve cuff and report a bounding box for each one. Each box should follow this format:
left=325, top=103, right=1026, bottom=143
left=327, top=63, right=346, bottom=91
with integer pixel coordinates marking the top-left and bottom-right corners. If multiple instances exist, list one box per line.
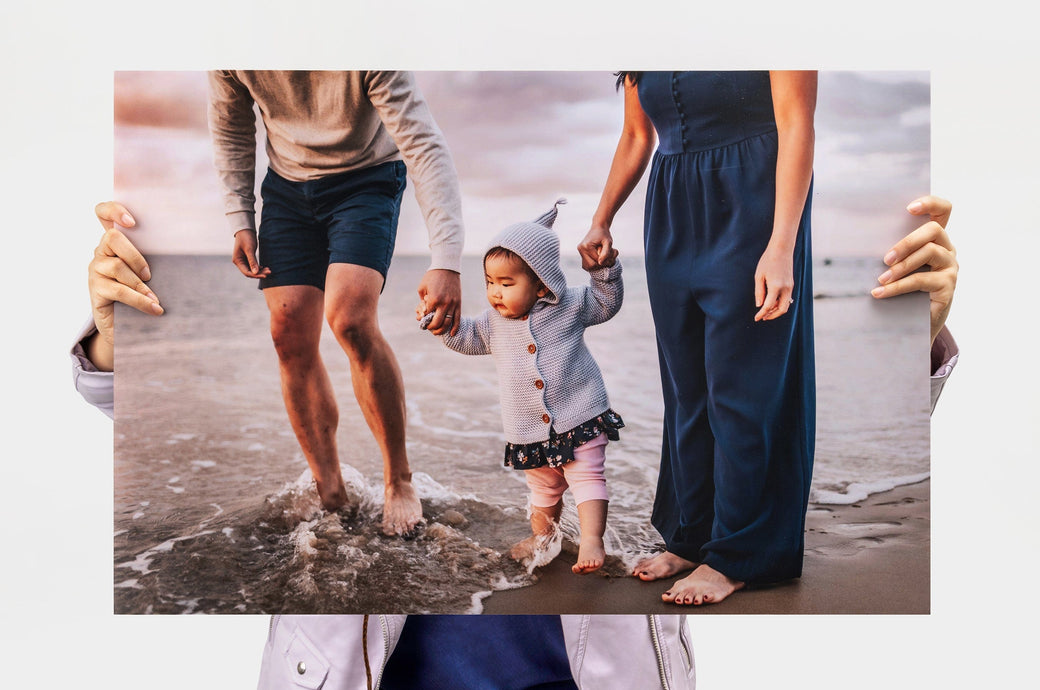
left=71, top=318, right=114, bottom=419
left=929, top=325, right=958, bottom=415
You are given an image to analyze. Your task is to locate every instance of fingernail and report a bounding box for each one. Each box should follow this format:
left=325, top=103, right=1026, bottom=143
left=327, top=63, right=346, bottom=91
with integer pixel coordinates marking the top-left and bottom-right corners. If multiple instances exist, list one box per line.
left=151, top=302, right=164, bottom=315
left=141, top=265, right=152, bottom=281
left=906, top=201, right=923, bottom=213
left=121, top=213, right=135, bottom=226
left=871, top=286, right=884, bottom=298
left=884, top=251, right=897, bottom=265
left=878, top=269, right=892, bottom=284
left=145, top=290, right=158, bottom=301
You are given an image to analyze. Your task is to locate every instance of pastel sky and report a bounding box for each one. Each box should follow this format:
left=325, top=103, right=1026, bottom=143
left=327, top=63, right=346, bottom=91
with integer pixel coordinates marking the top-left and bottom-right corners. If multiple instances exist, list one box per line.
left=114, top=71, right=929, bottom=259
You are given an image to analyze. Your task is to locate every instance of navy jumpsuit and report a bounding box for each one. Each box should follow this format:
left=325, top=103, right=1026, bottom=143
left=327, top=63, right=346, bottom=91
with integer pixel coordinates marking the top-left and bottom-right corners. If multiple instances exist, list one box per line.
left=639, top=72, right=815, bottom=584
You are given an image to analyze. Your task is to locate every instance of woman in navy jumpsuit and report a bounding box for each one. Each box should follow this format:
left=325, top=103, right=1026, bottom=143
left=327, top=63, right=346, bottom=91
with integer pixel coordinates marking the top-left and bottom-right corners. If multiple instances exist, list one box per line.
left=580, top=71, right=817, bottom=605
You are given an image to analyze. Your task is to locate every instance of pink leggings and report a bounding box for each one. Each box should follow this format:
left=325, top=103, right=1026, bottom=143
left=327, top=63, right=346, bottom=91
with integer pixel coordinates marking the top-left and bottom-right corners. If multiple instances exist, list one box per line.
left=524, top=433, right=609, bottom=507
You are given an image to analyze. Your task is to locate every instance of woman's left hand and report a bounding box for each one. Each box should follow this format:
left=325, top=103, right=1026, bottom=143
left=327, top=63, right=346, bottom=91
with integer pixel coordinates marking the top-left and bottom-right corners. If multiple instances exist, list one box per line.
left=871, top=195, right=956, bottom=345
left=754, top=243, right=795, bottom=321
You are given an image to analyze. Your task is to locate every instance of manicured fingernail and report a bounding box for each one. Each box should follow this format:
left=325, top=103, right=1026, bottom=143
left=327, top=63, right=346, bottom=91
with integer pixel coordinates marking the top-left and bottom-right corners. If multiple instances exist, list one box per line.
left=151, top=302, right=164, bottom=315
left=121, top=213, right=135, bottom=226
left=884, top=251, right=897, bottom=265
left=871, top=286, right=884, bottom=298
left=141, top=265, right=152, bottom=281
left=878, top=269, right=892, bottom=284
left=145, top=290, right=157, bottom=301
left=906, top=201, right=923, bottom=213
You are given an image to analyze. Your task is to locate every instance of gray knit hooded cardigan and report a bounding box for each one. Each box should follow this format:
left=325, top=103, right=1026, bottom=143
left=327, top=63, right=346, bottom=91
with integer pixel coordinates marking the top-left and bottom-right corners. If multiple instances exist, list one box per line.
left=431, top=200, right=624, bottom=445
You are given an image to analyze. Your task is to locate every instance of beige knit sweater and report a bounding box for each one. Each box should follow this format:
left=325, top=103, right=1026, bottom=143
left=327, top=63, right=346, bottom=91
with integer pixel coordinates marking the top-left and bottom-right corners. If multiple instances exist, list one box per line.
left=207, top=70, right=463, bottom=272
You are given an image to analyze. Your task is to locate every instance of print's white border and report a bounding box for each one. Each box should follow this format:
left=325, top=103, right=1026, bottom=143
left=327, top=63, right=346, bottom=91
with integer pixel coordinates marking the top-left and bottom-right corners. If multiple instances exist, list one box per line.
left=2, top=2, right=1034, bottom=689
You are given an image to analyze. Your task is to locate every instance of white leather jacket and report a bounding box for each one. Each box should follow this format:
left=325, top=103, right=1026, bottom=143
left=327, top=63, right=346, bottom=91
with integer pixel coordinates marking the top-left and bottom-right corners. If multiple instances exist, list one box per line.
left=259, top=614, right=696, bottom=690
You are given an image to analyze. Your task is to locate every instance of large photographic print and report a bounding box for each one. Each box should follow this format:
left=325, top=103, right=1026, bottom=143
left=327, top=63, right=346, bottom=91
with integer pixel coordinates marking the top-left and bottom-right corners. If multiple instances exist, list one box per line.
left=113, top=71, right=930, bottom=614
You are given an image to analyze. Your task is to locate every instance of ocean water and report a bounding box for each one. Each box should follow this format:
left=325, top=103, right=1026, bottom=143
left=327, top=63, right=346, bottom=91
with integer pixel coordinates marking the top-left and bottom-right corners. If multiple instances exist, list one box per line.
left=113, top=254, right=929, bottom=614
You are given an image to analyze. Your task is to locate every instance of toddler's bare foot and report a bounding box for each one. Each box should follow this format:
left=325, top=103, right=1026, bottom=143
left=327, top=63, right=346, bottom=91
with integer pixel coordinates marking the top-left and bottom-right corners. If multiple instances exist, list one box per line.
left=632, top=551, right=697, bottom=581
left=382, top=480, right=424, bottom=537
left=509, top=525, right=562, bottom=569
left=510, top=534, right=540, bottom=563
left=661, top=564, right=744, bottom=606
left=572, top=535, right=605, bottom=574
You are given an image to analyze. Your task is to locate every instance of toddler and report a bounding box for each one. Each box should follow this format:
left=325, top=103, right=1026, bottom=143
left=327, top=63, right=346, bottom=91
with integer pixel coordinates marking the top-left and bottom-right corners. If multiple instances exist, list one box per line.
left=419, top=199, right=623, bottom=574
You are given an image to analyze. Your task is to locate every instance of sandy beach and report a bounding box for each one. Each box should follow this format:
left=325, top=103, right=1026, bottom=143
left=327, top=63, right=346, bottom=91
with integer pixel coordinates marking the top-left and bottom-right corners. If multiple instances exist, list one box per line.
left=484, top=479, right=929, bottom=615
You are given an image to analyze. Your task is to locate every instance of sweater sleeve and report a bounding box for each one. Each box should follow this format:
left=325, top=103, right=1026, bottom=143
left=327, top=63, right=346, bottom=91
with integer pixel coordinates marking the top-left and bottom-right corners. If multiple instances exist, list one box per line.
left=208, top=70, right=259, bottom=235
left=929, top=326, right=958, bottom=415
left=363, top=71, right=464, bottom=274
left=424, top=310, right=491, bottom=356
left=578, top=261, right=624, bottom=327
left=71, top=319, right=114, bottom=419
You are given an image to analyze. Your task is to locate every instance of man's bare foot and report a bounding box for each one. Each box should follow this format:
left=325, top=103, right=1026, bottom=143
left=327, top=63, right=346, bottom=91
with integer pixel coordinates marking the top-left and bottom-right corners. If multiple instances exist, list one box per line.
left=662, top=564, right=744, bottom=606
left=632, top=551, right=697, bottom=581
left=316, top=478, right=349, bottom=512
left=382, top=480, right=424, bottom=536
left=572, top=535, right=606, bottom=574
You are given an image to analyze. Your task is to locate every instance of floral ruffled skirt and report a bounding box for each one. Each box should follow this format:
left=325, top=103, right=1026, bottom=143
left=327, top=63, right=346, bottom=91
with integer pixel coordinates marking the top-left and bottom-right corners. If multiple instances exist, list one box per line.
left=504, top=409, right=624, bottom=470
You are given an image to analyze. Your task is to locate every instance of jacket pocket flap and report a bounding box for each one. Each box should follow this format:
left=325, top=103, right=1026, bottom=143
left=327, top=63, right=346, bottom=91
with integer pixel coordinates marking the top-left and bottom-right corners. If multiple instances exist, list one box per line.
left=282, top=626, right=331, bottom=689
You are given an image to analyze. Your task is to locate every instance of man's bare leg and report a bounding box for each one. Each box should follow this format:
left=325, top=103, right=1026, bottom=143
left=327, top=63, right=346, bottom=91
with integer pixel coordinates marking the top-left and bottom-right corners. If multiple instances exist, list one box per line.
left=324, top=264, right=422, bottom=536
left=265, top=285, right=348, bottom=511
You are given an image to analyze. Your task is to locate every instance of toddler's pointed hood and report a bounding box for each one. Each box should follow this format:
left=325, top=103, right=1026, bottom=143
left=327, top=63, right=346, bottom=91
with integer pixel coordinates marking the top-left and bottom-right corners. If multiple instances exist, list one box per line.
left=486, top=198, right=568, bottom=304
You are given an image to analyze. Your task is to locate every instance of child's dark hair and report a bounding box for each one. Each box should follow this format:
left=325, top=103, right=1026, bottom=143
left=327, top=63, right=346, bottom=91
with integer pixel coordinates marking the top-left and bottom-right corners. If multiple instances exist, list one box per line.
left=485, top=246, right=540, bottom=283
left=614, top=71, right=643, bottom=91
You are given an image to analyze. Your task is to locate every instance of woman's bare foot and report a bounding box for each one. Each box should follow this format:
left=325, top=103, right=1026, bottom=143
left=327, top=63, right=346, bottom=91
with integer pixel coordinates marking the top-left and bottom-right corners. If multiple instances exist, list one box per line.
left=572, top=535, right=606, bottom=574
left=662, top=564, right=744, bottom=606
left=382, top=480, right=424, bottom=536
left=632, top=551, right=697, bottom=581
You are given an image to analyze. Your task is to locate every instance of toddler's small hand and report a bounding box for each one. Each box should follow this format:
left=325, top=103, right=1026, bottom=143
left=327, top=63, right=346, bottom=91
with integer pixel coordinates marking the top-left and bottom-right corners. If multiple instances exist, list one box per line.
left=599, top=248, right=619, bottom=268
left=581, top=247, right=619, bottom=271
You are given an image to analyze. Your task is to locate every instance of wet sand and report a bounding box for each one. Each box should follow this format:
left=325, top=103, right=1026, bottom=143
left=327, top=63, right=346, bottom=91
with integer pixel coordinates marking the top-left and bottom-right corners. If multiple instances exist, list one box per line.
left=483, top=479, right=929, bottom=615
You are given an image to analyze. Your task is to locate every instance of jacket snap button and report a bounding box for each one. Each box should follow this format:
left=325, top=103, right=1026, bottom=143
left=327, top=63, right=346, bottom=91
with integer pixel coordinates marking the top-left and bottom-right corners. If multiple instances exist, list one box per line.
left=527, top=344, right=537, bottom=354
left=535, top=380, right=544, bottom=390
left=297, top=662, right=307, bottom=675
left=542, top=414, right=550, bottom=424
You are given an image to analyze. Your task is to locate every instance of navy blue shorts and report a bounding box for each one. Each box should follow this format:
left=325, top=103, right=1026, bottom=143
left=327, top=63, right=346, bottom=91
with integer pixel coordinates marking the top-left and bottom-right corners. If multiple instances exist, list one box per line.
left=257, top=160, right=406, bottom=290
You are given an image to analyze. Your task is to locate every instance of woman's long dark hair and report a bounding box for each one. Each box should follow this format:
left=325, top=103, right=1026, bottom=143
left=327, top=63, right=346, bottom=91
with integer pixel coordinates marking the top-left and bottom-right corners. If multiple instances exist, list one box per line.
left=614, top=71, right=643, bottom=90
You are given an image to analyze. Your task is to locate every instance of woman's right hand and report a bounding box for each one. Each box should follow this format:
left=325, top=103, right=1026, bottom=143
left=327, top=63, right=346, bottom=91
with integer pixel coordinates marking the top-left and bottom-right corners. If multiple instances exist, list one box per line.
left=578, top=225, right=616, bottom=271
left=87, top=202, right=163, bottom=371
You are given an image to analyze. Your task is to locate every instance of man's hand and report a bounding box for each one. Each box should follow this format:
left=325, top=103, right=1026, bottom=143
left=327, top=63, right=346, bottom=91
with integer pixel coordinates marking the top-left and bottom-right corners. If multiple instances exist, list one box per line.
left=416, top=269, right=461, bottom=336
left=88, top=202, right=163, bottom=372
left=232, top=229, right=271, bottom=279
left=871, top=196, right=956, bottom=345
